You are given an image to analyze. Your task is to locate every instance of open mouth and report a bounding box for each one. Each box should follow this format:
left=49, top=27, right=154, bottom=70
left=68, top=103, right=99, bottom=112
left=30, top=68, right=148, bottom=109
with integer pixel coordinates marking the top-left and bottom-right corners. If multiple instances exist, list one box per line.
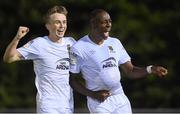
left=102, top=32, right=109, bottom=39
left=106, top=26, right=111, bottom=32
left=56, top=29, right=65, bottom=37
left=57, top=29, right=64, bottom=33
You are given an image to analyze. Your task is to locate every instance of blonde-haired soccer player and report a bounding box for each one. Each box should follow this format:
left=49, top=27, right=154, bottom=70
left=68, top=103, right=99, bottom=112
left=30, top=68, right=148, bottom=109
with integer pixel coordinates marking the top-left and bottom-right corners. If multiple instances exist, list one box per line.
left=4, top=5, right=76, bottom=114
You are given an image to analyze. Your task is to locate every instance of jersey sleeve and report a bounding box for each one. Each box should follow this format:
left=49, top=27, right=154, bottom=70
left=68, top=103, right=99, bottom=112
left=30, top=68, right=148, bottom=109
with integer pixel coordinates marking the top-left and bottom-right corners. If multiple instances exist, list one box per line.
left=17, top=39, right=39, bottom=60
left=69, top=47, right=83, bottom=73
left=116, top=39, right=131, bottom=65
left=70, top=37, right=77, bottom=44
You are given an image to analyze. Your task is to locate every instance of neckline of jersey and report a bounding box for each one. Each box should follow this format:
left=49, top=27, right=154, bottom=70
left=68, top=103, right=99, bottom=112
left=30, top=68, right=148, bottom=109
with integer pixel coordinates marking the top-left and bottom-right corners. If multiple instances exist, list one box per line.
left=87, top=35, right=106, bottom=47
left=46, top=36, right=65, bottom=46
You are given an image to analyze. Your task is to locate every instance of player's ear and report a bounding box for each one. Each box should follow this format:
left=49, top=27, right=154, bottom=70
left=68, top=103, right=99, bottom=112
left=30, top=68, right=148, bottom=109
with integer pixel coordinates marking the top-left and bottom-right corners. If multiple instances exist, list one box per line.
left=45, top=23, right=49, bottom=30
left=90, top=19, right=97, bottom=29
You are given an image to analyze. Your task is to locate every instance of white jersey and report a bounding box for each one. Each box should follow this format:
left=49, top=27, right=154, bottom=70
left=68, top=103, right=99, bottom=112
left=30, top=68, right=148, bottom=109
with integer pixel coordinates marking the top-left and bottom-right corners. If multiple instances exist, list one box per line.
left=70, top=35, right=131, bottom=95
left=17, top=36, right=76, bottom=112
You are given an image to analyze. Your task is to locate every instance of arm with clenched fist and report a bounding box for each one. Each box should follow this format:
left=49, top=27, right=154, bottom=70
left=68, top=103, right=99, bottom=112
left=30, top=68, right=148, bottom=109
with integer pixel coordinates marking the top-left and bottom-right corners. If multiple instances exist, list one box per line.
left=3, top=26, right=29, bottom=63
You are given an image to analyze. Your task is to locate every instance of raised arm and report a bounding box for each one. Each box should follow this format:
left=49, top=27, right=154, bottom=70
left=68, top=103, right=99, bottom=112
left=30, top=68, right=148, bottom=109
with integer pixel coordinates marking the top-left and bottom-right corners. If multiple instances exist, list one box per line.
left=3, top=26, right=29, bottom=63
left=120, top=61, right=168, bottom=79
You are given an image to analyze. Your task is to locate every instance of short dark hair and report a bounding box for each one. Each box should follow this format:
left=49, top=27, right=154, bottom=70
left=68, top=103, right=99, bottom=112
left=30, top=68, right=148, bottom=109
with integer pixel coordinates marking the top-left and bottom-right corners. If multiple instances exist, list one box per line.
left=90, top=9, right=107, bottom=21
left=44, top=5, right=68, bottom=23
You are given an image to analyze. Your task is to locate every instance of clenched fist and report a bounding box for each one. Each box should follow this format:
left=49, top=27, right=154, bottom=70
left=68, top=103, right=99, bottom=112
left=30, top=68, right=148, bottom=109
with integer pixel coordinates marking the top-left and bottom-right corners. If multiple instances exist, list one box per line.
left=91, top=90, right=111, bottom=102
left=15, top=26, right=29, bottom=40
left=152, top=66, right=168, bottom=77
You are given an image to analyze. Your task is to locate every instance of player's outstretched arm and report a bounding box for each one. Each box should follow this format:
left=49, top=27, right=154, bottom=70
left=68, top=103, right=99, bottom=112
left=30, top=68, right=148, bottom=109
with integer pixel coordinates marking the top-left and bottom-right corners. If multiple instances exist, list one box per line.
left=3, top=26, right=29, bottom=63
left=120, top=61, right=168, bottom=79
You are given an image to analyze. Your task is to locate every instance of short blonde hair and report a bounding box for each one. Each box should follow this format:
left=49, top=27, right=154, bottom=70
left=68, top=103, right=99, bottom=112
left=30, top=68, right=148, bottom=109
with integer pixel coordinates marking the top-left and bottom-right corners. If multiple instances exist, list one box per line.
left=44, top=5, right=68, bottom=24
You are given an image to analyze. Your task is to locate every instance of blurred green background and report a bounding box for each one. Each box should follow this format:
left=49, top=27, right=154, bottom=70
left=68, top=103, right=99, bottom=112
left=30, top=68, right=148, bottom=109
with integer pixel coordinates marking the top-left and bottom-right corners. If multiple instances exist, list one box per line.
left=0, top=0, right=180, bottom=113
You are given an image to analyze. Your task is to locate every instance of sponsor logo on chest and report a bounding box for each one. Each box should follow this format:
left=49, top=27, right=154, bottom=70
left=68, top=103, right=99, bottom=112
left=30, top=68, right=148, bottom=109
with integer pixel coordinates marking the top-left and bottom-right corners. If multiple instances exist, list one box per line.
left=56, top=58, right=70, bottom=70
left=101, top=57, right=117, bottom=69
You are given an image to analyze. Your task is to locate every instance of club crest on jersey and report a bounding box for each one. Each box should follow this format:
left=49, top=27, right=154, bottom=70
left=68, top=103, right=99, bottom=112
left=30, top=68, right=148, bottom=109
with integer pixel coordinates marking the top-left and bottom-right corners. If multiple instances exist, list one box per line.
left=108, top=46, right=115, bottom=53
left=56, top=58, right=70, bottom=70
left=101, top=57, right=117, bottom=69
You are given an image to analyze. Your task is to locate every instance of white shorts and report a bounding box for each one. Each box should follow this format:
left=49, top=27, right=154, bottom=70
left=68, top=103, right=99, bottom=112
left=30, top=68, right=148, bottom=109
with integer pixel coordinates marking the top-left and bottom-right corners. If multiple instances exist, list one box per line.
left=36, top=87, right=74, bottom=114
left=87, top=93, right=132, bottom=114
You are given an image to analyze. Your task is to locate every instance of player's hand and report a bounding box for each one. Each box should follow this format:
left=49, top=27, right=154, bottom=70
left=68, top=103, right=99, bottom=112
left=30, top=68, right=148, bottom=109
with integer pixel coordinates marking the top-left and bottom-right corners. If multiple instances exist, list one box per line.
left=152, top=66, right=168, bottom=77
left=91, top=90, right=111, bottom=102
left=15, top=26, right=29, bottom=40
